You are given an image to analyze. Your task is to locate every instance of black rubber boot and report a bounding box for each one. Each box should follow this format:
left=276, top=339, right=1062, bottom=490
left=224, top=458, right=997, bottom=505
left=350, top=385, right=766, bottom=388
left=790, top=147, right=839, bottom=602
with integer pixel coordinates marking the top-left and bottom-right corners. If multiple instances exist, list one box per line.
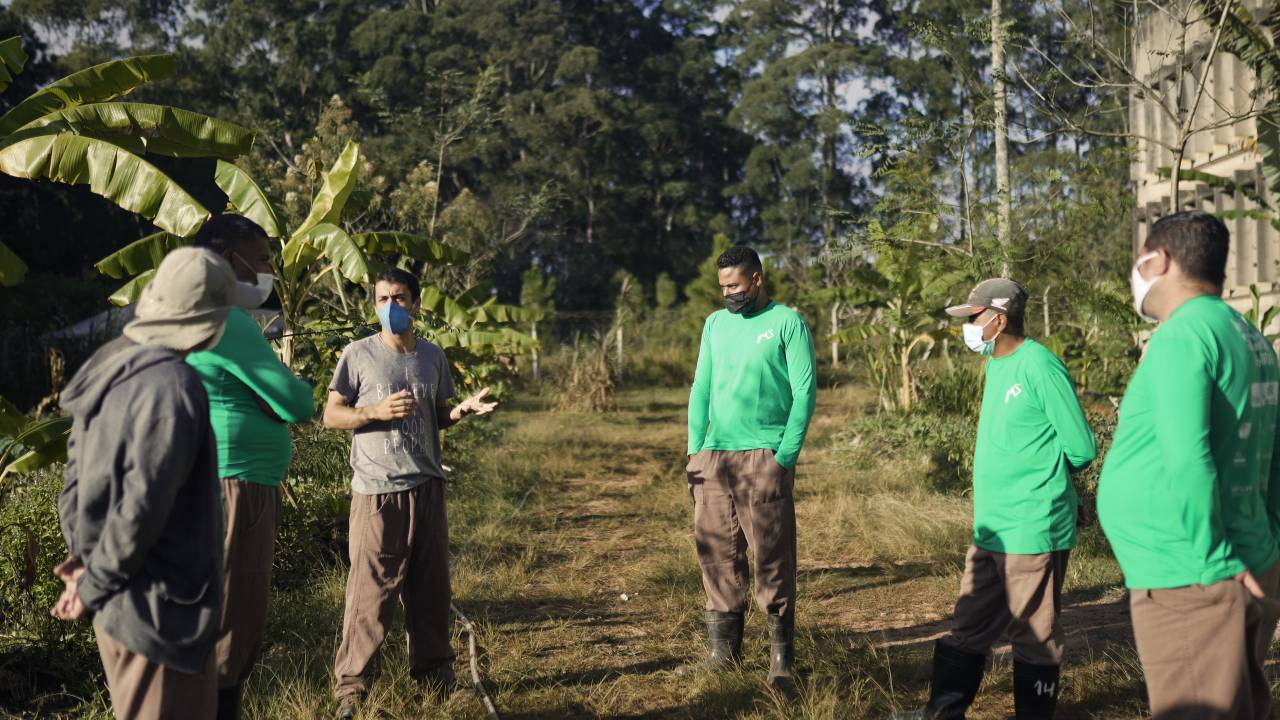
left=767, top=613, right=795, bottom=690
left=707, top=610, right=744, bottom=666
left=676, top=610, right=743, bottom=676
left=1013, top=661, right=1060, bottom=719
left=922, top=640, right=986, bottom=719
left=216, top=684, right=242, bottom=720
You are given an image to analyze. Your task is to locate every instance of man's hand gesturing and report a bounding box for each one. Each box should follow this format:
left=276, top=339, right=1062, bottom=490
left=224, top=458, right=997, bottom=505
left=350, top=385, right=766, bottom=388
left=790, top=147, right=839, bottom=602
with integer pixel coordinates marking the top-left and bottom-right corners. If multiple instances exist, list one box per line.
left=370, top=390, right=417, bottom=421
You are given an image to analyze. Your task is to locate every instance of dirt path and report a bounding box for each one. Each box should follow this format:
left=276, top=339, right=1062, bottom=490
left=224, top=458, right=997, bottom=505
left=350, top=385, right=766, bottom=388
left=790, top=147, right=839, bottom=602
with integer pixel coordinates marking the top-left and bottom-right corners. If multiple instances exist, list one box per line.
left=461, top=388, right=1143, bottom=719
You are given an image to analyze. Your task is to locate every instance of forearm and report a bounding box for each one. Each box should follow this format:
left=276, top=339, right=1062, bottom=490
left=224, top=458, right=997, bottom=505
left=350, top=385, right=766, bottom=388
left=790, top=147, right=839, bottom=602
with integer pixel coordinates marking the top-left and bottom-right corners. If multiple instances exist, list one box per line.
left=324, top=402, right=375, bottom=430
left=78, top=516, right=159, bottom=610
left=1044, top=379, right=1096, bottom=470
left=687, top=387, right=709, bottom=455
left=775, top=389, right=815, bottom=468
left=776, top=324, right=816, bottom=468
left=437, top=404, right=460, bottom=430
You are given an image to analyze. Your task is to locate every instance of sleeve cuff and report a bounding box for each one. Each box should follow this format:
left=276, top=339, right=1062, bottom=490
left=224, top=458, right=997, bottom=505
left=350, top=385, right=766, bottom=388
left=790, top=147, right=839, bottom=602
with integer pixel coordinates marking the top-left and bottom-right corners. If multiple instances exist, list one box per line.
left=76, top=569, right=113, bottom=612
left=774, top=452, right=798, bottom=469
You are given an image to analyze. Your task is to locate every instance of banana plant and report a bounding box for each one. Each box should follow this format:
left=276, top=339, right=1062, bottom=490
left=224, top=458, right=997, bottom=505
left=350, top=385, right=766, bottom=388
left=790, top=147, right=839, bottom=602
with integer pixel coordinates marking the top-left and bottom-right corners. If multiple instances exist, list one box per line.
left=831, top=250, right=972, bottom=412
left=96, top=140, right=539, bottom=368
left=418, top=283, right=541, bottom=353
left=0, top=396, right=70, bottom=482
left=0, top=36, right=255, bottom=286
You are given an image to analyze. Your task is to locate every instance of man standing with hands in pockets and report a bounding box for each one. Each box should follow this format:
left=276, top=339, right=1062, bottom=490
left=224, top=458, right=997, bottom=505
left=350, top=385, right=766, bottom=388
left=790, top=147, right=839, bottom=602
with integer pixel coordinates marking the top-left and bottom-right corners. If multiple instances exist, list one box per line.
left=684, top=245, right=816, bottom=691
left=1100, top=211, right=1280, bottom=719
left=325, top=268, right=497, bottom=719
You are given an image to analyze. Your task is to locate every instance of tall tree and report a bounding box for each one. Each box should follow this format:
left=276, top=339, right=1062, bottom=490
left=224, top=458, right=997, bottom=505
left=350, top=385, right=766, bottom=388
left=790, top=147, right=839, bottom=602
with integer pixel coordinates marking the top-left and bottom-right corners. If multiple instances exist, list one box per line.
left=723, top=0, right=870, bottom=270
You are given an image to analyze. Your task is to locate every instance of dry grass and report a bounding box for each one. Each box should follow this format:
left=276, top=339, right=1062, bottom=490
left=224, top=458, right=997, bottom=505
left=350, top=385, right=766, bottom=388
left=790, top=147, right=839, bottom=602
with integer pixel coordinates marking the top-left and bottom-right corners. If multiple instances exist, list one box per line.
left=46, top=384, right=1177, bottom=719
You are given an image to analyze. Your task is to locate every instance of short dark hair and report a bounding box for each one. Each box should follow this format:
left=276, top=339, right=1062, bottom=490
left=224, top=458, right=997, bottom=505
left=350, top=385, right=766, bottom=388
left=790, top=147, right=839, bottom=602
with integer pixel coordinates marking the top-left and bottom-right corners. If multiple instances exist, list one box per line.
left=375, top=267, right=421, bottom=300
left=1003, top=312, right=1025, bottom=337
left=716, top=245, right=763, bottom=276
left=1145, top=211, right=1230, bottom=287
left=191, top=214, right=268, bottom=254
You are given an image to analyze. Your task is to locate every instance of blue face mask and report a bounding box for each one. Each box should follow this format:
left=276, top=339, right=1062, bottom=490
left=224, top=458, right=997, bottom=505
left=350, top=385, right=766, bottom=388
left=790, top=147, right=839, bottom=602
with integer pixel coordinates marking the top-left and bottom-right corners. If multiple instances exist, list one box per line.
left=377, top=302, right=412, bottom=335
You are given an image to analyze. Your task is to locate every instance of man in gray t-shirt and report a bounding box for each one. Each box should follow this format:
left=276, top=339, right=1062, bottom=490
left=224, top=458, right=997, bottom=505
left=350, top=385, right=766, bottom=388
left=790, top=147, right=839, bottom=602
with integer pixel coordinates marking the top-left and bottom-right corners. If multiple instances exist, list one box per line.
left=329, top=332, right=455, bottom=494
left=324, top=269, right=496, bottom=718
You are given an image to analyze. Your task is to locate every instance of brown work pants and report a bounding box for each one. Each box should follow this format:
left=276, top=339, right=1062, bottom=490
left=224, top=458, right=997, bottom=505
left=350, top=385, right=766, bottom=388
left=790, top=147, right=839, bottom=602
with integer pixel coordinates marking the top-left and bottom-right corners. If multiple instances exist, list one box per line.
left=95, top=625, right=215, bottom=720
left=1252, top=560, right=1280, bottom=680
left=943, top=545, right=1069, bottom=666
left=216, top=478, right=281, bottom=689
left=687, top=449, right=796, bottom=619
left=1131, top=577, right=1271, bottom=719
left=333, top=479, right=454, bottom=700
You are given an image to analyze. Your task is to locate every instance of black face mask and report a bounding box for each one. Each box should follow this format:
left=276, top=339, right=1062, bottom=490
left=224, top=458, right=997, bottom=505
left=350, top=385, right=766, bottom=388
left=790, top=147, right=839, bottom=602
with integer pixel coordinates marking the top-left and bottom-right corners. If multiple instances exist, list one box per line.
left=723, top=280, right=760, bottom=314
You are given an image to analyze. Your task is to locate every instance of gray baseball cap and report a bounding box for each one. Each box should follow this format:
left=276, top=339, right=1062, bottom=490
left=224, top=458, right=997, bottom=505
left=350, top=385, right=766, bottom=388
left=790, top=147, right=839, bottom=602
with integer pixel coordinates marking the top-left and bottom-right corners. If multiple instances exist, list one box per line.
left=945, top=278, right=1028, bottom=318
left=123, top=247, right=236, bottom=351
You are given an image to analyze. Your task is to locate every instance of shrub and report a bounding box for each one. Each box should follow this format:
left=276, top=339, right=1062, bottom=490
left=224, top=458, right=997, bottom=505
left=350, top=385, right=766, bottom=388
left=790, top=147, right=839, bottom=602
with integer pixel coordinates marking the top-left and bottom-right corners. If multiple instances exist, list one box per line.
left=550, top=331, right=616, bottom=412
left=842, top=411, right=978, bottom=496
left=0, top=468, right=97, bottom=709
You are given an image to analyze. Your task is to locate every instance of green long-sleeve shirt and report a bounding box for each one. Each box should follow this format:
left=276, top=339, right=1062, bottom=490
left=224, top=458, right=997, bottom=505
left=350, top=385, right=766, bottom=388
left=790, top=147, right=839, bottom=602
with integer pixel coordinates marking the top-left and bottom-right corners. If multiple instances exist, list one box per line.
left=187, top=307, right=315, bottom=486
left=1099, top=295, right=1280, bottom=589
left=687, top=301, right=817, bottom=468
left=972, top=339, right=1096, bottom=554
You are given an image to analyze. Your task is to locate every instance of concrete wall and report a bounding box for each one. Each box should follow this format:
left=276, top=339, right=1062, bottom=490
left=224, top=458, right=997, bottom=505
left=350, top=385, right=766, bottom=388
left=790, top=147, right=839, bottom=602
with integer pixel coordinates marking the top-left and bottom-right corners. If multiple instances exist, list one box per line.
left=1130, top=0, right=1278, bottom=313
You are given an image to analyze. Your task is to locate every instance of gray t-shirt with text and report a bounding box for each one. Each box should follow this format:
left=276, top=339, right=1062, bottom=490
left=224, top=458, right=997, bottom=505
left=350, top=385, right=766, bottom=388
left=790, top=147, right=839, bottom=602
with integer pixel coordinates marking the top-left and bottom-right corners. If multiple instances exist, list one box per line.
left=329, top=334, right=456, bottom=495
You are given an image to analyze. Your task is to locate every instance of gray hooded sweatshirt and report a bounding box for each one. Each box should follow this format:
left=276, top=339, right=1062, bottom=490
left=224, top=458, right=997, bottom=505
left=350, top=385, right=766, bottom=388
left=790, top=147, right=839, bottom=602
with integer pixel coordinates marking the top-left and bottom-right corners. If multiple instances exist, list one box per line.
left=58, top=336, right=223, bottom=674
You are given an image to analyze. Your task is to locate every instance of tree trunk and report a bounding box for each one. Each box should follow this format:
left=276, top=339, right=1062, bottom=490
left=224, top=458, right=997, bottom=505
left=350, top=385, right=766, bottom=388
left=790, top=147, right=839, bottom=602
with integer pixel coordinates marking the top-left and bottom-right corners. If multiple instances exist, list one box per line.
left=830, top=301, right=841, bottom=368
left=616, top=324, right=624, bottom=379
left=531, top=321, right=540, bottom=383
left=992, top=0, right=1012, bottom=276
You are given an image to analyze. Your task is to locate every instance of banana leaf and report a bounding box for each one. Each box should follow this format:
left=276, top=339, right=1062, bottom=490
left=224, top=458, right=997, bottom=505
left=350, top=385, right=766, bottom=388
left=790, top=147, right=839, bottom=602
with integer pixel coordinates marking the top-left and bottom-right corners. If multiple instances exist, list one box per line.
left=427, top=328, right=538, bottom=352
left=469, top=301, right=542, bottom=324
left=214, top=161, right=281, bottom=237
left=0, top=131, right=210, bottom=237
left=0, top=37, right=27, bottom=95
left=292, top=140, right=359, bottom=241
left=0, top=238, right=27, bottom=287
left=0, top=415, right=71, bottom=478
left=96, top=231, right=188, bottom=279
left=282, top=223, right=369, bottom=284
left=12, top=102, right=254, bottom=160
left=0, top=395, right=25, bottom=438
left=0, top=54, right=175, bottom=138
left=353, top=231, right=469, bottom=264
left=108, top=269, right=156, bottom=307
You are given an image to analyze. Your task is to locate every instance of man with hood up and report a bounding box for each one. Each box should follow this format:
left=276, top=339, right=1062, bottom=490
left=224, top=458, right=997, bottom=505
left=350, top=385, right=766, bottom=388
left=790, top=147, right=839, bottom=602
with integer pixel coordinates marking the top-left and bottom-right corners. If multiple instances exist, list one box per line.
left=52, top=247, right=236, bottom=720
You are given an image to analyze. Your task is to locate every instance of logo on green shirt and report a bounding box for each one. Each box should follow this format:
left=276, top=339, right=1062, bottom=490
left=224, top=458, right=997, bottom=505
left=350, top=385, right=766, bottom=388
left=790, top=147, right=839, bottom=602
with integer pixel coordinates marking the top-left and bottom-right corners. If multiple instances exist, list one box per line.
left=1004, top=383, right=1023, bottom=404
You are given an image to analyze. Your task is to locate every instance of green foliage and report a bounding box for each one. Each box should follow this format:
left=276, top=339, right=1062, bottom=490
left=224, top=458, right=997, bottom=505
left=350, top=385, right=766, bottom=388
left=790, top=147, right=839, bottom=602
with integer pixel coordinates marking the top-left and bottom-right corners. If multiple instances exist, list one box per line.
left=654, top=272, right=677, bottom=310
left=844, top=407, right=978, bottom=496
left=0, top=467, right=97, bottom=707
left=681, top=233, right=732, bottom=326
left=520, top=266, right=556, bottom=313
left=0, top=38, right=255, bottom=285
left=0, top=396, right=70, bottom=481
left=1244, top=283, right=1280, bottom=340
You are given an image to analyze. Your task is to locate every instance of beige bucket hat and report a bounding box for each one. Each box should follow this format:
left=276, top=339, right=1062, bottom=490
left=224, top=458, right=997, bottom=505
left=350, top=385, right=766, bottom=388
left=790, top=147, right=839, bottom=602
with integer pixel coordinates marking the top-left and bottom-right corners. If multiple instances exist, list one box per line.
left=123, top=247, right=236, bottom=351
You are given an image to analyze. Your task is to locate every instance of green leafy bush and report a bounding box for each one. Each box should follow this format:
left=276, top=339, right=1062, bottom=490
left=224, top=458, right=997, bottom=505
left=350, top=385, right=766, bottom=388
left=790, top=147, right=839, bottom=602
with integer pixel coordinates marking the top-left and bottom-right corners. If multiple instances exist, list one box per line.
left=0, top=468, right=97, bottom=708
left=843, top=410, right=978, bottom=496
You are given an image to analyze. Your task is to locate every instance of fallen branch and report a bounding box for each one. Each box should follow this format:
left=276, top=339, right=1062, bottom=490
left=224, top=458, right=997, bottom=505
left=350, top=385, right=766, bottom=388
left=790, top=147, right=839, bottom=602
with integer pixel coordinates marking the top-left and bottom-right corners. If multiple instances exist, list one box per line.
left=451, top=602, right=500, bottom=720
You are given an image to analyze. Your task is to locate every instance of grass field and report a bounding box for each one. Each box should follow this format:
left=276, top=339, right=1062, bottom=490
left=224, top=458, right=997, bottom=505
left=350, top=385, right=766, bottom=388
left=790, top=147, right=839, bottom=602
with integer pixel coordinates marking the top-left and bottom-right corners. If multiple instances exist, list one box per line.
left=6, top=385, right=1199, bottom=718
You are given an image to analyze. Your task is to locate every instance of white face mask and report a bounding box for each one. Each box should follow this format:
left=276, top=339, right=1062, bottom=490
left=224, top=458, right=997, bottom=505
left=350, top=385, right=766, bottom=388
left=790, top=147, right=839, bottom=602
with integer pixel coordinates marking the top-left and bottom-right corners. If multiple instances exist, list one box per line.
left=231, top=252, right=275, bottom=309
left=1130, top=251, right=1160, bottom=323
left=234, top=273, right=275, bottom=309
left=962, top=313, right=999, bottom=356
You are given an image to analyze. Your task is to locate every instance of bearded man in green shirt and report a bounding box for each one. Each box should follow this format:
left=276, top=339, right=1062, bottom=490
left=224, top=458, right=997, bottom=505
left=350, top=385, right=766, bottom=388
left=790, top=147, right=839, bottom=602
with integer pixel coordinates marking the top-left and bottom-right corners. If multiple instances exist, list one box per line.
left=915, top=278, right=1095, bottom=720
left=188, top=215, right=315, bottom=720
left=684, top=245, right=816, bottom=689
left=1099, top=211, right=1279, bottom=719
